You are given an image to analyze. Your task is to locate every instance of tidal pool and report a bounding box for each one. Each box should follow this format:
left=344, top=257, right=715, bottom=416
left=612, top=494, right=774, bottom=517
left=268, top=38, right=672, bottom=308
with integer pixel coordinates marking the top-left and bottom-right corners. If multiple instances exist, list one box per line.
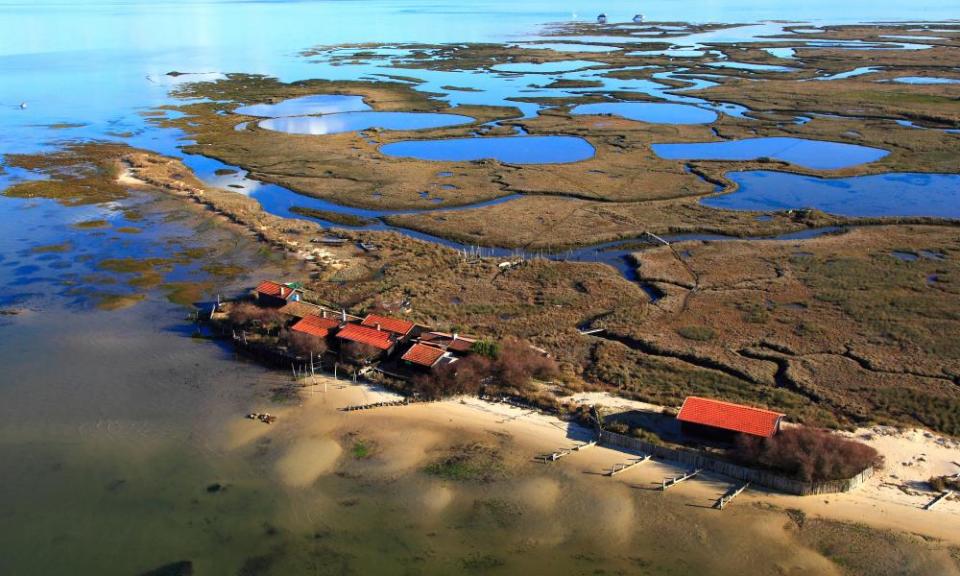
left=703, top=170, right=960, bottom=218
left=571, top=102, right=717, bottom=124
left=380, top=135, right=595, bottom=164
left=257, top=111, right=474, bottom=135
left=705, top=61, right=799, bottom=72
left=233, top=94, right=371, bottom=117
left=490, top=60, right=605, bottom=73
left=891, top=76, right=960, bottom=85
left=514, top=42, right=622, bottom=52
left=815, top=66, right=881, bottom=80
left=652, top=137, right=889, bottom=170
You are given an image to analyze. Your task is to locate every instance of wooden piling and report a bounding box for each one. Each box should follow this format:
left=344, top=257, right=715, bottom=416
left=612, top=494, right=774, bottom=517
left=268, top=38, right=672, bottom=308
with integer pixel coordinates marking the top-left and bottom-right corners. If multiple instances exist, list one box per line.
left=925, top=490, right=954, bottom=511
left=662, top=469, right=700, bottom=490
left=608, top=454, right=652, bottom=477
left=716, top=482, right=750, bottom=510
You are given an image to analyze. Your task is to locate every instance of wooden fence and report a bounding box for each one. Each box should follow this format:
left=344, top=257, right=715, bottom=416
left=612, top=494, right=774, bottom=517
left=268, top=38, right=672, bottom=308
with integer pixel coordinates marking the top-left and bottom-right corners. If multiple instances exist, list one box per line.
left=598, top=429, right=873, bottom=496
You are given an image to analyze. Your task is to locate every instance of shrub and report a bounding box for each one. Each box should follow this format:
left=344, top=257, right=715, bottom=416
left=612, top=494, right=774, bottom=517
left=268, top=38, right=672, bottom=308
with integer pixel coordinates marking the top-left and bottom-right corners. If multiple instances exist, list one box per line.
left=286, top=331, right=328, bottom=358
left=676, top=325, right=715, bottom=341
left=228, top=302, right=285, bottom=334
left=470, top=339, right=500, bottom=358
left=342, top=341, right=381, bottom=364
left=412, top=355, right=488, bottom=399
left=732, top=427, right=882, bottom=483
left=928, top=475, right=960, bottom=492
left=411, top=337, right=559, bottom=400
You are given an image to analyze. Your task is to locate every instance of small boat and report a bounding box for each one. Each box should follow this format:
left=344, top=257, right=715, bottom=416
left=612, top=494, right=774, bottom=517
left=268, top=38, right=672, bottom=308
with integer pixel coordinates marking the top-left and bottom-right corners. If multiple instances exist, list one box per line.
left=19, top=102, right=27, bottom=109
left=633, top=13, right=644, bottom=23
left=597, top=13, right=607, bottom=24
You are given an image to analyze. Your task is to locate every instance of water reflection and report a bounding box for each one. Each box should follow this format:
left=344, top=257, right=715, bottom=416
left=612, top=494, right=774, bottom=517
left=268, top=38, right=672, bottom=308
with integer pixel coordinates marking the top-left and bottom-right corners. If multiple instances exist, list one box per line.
left=258, top=111, right=474, bottom=135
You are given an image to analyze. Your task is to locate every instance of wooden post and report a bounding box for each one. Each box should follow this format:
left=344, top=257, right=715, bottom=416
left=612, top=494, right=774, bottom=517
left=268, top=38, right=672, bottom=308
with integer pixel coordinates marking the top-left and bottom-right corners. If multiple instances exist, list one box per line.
left=925, top=490, right=954, bottom=511
left=716, top=483, right=750, bottom=510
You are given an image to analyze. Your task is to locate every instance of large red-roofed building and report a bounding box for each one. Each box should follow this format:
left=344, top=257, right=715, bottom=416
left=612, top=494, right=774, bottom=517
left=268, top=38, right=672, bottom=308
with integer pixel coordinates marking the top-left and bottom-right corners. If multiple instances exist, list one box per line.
left=676, top=396, right=784, bottom=440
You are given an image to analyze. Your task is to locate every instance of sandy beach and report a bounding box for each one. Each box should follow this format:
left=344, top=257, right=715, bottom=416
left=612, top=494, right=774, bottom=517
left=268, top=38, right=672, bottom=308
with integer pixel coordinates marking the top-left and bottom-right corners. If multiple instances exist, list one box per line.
left=228, top=377, right=960, bottom=546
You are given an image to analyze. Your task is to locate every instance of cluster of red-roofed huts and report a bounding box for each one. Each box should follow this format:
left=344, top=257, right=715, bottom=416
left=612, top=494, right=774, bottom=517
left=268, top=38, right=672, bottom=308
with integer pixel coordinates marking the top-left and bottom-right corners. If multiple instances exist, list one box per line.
left=250, top=280, right=476, bottom=374
left=251, top=281, right=789, bottom=442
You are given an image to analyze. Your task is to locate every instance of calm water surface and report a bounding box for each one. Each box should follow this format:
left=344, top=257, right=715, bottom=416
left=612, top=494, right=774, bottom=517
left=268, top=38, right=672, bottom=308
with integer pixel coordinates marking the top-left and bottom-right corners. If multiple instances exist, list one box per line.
left=381, top=135, right=596, bottom=163
left=707, top=170, right=960, bottom=218
left=258, top=111, right=475, bottom=135
left=571, top=101, right=718, bottom=124
left=652, top=137, right=890, bottom=170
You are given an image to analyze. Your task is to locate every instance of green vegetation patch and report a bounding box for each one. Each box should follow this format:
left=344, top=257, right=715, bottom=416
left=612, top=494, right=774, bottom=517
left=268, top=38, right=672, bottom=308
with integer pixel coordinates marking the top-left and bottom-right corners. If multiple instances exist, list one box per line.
left=30, top=242, right=73, bottom=254
left=424, top=442, right=505, bottom=482
left=676, top=325, right=715, bottom=341
left=94, top=293, right=146, bottom=311
left=351, top=439, right=375, bottom=459
left=3, top=143, right=133, bottom=206
left=289, top=206, right=373, bottom=227
left=74, top=219, right=110, bottom=229
left=98, top=257, right=170, bottom=274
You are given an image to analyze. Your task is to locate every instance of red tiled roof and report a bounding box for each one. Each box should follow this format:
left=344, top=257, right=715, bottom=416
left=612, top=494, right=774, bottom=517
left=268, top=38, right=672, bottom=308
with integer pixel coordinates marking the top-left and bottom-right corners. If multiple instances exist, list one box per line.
left=256, top=280, right=285, bottom=297
left=362, top=313, right=415, bottom=336
left=420, top=331, right=477, bottom=353
left=401, top=343, right=445, bottom=367
left=291, top=315, right=340, bottom=338
left=335, top=323, right=394, bottom=351
left=676, top=396, right=784, bottom=438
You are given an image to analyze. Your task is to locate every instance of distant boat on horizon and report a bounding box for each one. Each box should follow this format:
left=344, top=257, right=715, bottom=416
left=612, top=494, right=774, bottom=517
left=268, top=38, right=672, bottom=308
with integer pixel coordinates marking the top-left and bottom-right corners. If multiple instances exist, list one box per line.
left=633, top=13, right=644, bottom=23
left=597, top=13, right=607, bottom=24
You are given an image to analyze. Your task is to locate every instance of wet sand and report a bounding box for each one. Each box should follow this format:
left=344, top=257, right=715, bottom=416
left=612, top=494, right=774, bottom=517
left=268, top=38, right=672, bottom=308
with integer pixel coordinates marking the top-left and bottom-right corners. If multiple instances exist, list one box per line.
left=232, top=377, right=960, bottom=547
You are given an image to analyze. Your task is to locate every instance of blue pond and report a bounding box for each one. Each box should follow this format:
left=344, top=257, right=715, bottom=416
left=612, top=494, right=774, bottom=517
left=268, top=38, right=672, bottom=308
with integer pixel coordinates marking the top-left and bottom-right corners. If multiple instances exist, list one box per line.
left=703, top=171, right=960, bottom=218
left=705, top=61, right=798, bottom=72
left=258, top=111, right=474, bottom=135
left=652, top=137, right=889, bottom=170
left=571, top=102, right=717, bottom=125
left=234, top=95, right=370, bottom=117
left=380, top=136, right=595, bottom=164
left=891, top=76, right=960, bottom=85
left=491, top=60, right=604, bottom=73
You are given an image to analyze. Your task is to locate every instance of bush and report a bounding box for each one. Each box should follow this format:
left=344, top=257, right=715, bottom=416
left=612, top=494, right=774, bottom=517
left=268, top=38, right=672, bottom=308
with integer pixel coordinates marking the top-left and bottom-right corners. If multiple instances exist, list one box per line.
left=412, top=355, right=489, bottom=399
left=228, top=302, right=285, bottom=333
left=286, top=331, right=328, bottom=358
left=732, top=427, right=882, bottom=483
left=411, top=337, right=559, bottom=400
left=928, top=475, right=960, bottom=492
left=676, top=325, right=715, bottom=341
left=470, top=339, right=500, bottom=358
left=342, top=341, right=381, bottom=364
